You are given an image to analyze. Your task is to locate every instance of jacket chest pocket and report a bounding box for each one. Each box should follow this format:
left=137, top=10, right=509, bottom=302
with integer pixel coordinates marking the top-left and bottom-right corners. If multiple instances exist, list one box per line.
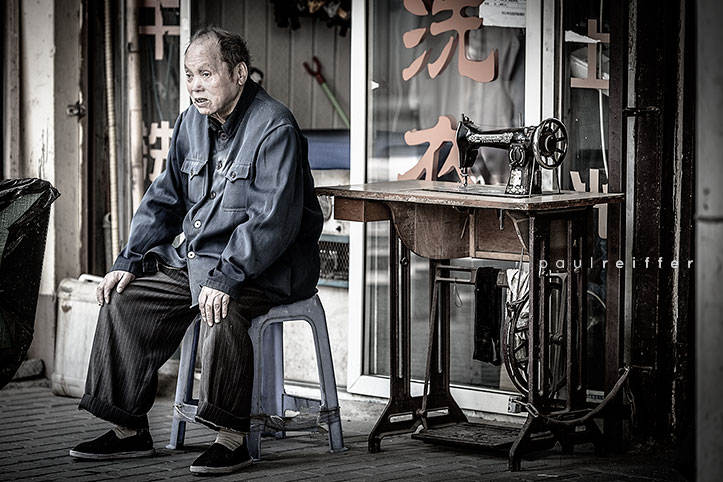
left=221, top=163, right=251, bottom=211
left=180, top=159, right=208, bottom=203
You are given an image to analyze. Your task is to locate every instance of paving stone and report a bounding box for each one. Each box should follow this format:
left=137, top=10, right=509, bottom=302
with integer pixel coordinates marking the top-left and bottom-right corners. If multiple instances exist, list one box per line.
left=0, top=386, right=689, bottom=482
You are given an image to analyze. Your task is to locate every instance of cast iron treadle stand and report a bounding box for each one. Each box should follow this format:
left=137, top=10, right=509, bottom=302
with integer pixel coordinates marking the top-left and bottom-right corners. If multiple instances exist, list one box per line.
left=371, top=207, right=627, bottom=470
left=368, top=223, right=467, bottom=453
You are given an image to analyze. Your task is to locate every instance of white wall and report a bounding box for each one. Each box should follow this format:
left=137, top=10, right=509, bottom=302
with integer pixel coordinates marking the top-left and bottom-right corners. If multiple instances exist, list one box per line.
left=19, top=0, right=86, bottom=375
left=20, top=0, right=56, bottom=290
left=21, top=0, right=58, bottom=372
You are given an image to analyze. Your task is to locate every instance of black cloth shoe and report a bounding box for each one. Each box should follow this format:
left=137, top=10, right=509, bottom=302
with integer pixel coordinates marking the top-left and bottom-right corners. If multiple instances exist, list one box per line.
left=69, top=429, right=155, bottom=460
left=189, top=443, right=253, bottom=474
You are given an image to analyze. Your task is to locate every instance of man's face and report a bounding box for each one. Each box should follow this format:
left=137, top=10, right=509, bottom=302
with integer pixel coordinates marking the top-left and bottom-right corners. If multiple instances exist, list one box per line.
left=184, top=39, right=247, bottom=123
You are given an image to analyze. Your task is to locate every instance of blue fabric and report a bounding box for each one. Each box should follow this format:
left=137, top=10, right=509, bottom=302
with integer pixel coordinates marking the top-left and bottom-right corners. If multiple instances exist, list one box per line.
left=304, top=129, right=350, bottom=170
left=112, top=81, right=323, bottom=305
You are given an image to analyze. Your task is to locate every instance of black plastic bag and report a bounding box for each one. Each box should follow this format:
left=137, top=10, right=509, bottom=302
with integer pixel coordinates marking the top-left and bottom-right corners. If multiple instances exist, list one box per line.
left=0, top=179, right=60, bottom=389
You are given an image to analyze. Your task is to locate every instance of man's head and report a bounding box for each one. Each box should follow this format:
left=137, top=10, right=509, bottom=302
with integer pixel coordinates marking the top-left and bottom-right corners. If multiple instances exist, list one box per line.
left=184, top=27, right=251, bottom=123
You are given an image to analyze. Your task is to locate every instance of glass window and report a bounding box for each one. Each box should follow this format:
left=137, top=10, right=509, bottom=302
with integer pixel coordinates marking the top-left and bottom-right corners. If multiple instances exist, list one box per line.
left=365, top=0, right=526, bottom=390
left=139, top=2, right=181, bottom=189
left=562, top=1, right=610, bottom=390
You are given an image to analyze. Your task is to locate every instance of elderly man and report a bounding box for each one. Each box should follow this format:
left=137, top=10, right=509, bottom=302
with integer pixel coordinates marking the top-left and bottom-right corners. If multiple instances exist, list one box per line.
left=69, top=27, right=323, bottom=475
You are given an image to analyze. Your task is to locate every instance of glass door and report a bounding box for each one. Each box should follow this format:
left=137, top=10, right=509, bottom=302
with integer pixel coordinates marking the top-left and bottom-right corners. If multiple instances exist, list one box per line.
left=347, top=0, right=612, bottom=416
left=365, top=0, right=525, bottom=391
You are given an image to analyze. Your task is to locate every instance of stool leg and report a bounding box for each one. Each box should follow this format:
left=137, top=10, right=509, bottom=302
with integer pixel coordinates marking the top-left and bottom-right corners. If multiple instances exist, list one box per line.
left=246, top=432, right=261, bottom=461
left=308, top=297, right=345, bottom=452
left=248, top=319, right=263, bottom=460
left=263, top=323, right=285, bottom=419
left=248, top=320, right=285, bottom=461
left=167, top=321, right=199, bottom=450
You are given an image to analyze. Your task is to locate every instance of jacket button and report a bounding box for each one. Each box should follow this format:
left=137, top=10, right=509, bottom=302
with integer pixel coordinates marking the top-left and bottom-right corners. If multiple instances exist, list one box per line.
left=217, top=160, right=223, bottom=170
left=193, top=220, right=201, bottom=229
left=187, top=251, right=196, bottom=259
left=210, top=191, right=217, bottom=199
left=230, top=172, right=237, bottom=179
left=220, top=133, right=228, bottom=140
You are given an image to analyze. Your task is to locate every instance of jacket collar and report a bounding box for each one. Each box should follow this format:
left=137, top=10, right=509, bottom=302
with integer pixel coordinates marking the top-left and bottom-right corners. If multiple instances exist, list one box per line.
left=207, top=79, right=259, bottom=137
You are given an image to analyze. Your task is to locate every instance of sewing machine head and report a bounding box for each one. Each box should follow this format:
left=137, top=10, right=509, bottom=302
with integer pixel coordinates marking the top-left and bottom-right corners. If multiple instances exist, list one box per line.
left=455, top=114, right=568, bottom=196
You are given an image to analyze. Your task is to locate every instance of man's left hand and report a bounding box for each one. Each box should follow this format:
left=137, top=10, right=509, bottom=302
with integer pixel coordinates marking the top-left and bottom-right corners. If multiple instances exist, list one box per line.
left=198, top=286, right=230, bottom=326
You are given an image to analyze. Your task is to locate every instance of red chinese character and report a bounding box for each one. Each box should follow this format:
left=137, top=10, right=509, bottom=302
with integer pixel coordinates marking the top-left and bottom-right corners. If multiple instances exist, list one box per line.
left=398, top=115, right=463, bottom=181
left=402, top=0, right=498, bottom=83
left=569, top=19, right=610, bottom=90
left=147, top=120, right=174, bottom=181
left=139, top=0, right=180, bottom=61
left=570, top=168, right=608, bottom=239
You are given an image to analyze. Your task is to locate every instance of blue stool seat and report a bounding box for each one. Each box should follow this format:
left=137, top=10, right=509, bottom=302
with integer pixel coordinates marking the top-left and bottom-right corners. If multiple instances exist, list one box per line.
left=166, top=294, right=345, bottom=459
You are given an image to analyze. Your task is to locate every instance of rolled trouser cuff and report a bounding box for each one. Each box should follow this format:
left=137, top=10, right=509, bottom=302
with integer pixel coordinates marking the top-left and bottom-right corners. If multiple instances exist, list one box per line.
left=79, top=394, right=149, bottom=430
left=196, top=400, right=250, bottom=433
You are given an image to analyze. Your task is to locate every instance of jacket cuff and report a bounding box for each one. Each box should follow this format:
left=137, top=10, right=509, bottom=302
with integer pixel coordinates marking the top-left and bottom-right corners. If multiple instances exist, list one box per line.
left=202, top=271, right=243, bottom=300
left=111, top=257, right=145, bottom=277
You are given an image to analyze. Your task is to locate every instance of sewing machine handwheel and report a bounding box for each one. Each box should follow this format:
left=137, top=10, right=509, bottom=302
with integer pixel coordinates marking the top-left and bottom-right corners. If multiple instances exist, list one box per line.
left=533, top=118, right=568, bottom=169
left=502, top=314, right=530, bottom=396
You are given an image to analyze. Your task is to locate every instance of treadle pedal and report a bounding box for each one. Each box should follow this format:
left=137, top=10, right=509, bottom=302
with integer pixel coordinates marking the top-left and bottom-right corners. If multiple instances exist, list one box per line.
left=411, top=421, right=522, bottom=452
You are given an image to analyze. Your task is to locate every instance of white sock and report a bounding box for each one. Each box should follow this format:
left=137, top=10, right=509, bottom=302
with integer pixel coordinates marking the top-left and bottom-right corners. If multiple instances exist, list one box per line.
left=112, top=425, right=138, bottom=439
left=214, top=429, right=245, bottom=451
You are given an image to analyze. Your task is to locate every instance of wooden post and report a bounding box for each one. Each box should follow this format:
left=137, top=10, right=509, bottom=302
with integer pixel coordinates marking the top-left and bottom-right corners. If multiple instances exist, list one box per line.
left=2, top=0, right=21, bottom=179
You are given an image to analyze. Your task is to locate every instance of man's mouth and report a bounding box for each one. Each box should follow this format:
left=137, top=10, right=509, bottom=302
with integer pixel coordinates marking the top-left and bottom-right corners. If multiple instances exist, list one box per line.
left=194, top=98, right=209, bottom=107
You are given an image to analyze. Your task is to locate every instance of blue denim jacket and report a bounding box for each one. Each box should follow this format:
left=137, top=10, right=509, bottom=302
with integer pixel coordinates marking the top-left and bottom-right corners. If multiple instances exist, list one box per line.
left=112, top=82, right=323, bottom=305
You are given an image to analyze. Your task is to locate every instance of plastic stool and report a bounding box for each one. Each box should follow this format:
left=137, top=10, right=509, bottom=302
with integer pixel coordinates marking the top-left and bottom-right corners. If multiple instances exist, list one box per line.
left=167, top=294, right=345, bottom=459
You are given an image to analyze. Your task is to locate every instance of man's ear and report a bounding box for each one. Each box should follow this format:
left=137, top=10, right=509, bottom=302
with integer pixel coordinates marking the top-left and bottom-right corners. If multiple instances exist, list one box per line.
left=237, top=62, right=248, bottom=86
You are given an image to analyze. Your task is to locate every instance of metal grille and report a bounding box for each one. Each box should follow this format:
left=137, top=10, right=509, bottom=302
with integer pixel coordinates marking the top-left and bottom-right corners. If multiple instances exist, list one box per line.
left=319, top=235, right=349, bottom=287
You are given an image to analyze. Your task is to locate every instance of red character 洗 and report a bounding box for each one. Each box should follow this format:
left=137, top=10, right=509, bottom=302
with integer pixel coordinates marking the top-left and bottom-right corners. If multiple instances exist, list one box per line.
left=402, top=0, right=498, bottom=83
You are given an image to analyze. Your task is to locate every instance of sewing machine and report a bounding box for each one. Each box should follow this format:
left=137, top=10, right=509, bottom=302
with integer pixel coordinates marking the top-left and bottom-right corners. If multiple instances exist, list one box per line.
left=455, top=114, right=569, bottom=196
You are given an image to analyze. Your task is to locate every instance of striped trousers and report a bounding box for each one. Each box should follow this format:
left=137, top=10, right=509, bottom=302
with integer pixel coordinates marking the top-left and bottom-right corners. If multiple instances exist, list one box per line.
left=78, top=264, right=274, bottom=433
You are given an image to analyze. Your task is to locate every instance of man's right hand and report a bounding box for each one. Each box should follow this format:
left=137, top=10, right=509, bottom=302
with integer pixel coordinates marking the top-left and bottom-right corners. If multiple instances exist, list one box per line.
left=96, top=271, right=136, bottom=306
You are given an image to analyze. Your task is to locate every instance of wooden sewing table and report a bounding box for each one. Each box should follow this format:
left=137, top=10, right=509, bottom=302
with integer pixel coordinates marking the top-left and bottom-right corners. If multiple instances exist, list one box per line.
left=316, top=180, right=624, bottom=470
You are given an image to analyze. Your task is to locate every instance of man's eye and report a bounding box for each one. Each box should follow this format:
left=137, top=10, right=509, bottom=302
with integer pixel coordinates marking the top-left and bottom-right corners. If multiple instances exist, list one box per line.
left=202, top=72, right=211, bottom=77
left=185, top=73, right=192, bottom=80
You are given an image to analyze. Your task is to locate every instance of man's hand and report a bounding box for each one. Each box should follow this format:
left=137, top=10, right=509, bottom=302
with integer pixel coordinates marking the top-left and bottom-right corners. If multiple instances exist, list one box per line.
left=198, top=286, right=230, bottom=327
left=96, top=271, right=136, bottom=306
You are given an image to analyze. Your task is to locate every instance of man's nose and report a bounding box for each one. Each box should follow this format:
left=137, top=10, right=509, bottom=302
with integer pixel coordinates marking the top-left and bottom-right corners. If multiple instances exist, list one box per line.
left=190, top=77, right=203, bottom=92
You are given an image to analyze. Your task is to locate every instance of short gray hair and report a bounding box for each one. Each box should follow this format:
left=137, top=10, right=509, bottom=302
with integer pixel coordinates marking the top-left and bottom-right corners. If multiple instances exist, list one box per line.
left=187, top=26, right=251, bottom=73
